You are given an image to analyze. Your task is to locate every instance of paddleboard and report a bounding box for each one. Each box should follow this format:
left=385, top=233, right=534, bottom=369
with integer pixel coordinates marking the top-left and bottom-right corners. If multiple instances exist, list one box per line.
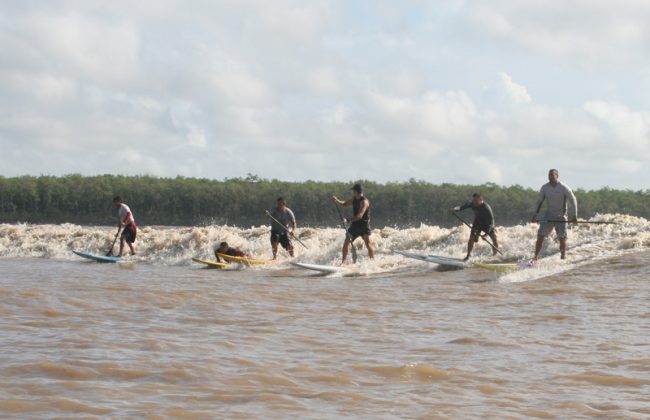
left=191, top=257, right=229, bottom=268
left=395, top=251, right=469, bottom=268
left=472, top=262, right=534, bottom=273
left=72, top=250, right=126, bottom=263
left=216, top=253, right=275, bottom=265
left=291, top=262, right=348, bottom=274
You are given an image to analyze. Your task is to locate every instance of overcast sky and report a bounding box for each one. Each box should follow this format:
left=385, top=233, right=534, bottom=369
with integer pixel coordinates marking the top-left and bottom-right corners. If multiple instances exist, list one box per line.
left=1, top=0, right=649, bottom=190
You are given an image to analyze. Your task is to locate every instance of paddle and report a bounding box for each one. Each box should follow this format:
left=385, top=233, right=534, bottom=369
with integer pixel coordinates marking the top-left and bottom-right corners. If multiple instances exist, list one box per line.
left=266, top=212, right=308, bottom=249
left=106, top=227, right=121, bottom=256
left=335, top=203, right=357, bottom=262
left=539, top=220, right=618, bottom=225
left=451, top=211, right=503, bottom=256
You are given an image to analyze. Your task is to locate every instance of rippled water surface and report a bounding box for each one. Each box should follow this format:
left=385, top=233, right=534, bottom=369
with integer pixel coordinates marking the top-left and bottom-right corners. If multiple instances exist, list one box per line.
left=2, top=251, right=649, bottom=418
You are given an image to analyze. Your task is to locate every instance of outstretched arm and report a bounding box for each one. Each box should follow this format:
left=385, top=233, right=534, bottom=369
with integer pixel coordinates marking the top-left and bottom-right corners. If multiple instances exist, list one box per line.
left=449, top=201, right=472, bottom=213
left=332, top=196, right=352, bottom=207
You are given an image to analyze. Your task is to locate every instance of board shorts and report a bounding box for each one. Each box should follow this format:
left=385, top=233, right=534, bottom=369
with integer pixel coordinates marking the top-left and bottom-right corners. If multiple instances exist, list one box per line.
left=470, top=223, right=493, bottom=242
left=348, top=221, right=371, bottom=241
left=271, top=231, right=292, bottom=249
left=537, top=220, right=567, bottom=239
left=121, top=223, right=137, bottom=244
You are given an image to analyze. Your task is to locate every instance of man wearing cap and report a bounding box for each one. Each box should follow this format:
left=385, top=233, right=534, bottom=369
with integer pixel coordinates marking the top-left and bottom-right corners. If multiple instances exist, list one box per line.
left=332, top=184, right=375, bottom=265
left=531, top=169, right=578, bottom=261
left=448, top=193, right=499, bottom=261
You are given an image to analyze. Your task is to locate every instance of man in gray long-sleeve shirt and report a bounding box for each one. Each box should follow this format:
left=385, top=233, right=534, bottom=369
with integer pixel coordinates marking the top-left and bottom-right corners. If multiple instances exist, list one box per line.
left=531, top=169, right=578, bottom=261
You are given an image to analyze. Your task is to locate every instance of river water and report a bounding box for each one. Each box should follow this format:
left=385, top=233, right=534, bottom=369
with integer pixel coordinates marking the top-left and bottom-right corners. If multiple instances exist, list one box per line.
left=1, top=214, right=649, bottom=418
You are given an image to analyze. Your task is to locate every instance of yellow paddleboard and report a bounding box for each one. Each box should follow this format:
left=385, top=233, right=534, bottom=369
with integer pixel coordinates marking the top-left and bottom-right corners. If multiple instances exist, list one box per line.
left=216, top=253, right=275, bottom=265
left=192, top=257, right=229, bottom=268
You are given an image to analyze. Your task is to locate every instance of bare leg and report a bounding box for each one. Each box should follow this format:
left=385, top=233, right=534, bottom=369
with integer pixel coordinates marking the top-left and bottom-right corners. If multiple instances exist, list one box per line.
left=464, top=236, right=475, bottom=261
left=271, top=241, right=278, bottom=259
left=362, top=235, right=374, bottom=259
left=341, top=237, right=351, bottom=266
left=128, top=243, right=136, bottom=255
left=559, top=238, right=567, bottom=259
left=118, top=237, right=126, bottom=257
left=288, top=244, right=294, bottom=258
left=489, top=231, right=499, bottom=255
left=532, top=235, right=545, bottom=261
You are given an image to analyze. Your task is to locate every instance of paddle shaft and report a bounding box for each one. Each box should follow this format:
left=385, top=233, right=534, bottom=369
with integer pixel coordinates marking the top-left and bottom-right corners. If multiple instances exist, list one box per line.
left=451, top=211, right=502, bottom=255
left=106, top=227, right=121, bottom=256
left=539, top=220, right=617, bottom=225
left=266, top=212, right=308, bottom=249
left=335, top=204, right=358, bottom=261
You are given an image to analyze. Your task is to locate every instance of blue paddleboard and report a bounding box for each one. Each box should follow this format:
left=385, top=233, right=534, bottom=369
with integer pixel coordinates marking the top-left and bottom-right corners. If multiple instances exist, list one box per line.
left=72, top=250, right=126, bottom=263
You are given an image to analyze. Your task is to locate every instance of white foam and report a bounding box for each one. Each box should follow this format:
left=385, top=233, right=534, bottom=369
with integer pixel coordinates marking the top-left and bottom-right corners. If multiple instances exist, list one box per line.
left=1, top=214, right=648, bottom=281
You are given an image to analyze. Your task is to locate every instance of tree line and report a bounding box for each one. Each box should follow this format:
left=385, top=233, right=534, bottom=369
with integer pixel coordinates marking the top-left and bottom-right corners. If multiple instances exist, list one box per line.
left=0, top=174, right=648, bottom=228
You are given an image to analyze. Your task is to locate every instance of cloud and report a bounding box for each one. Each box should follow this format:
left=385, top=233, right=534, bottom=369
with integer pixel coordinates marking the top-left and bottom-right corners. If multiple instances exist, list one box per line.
left=0, top=1, right=649, bottom=190
left=464, top=1, right=650, bottom=66
left=499, top=72, right=531, bottom=104
left=583, top=101, right=650, bottom=148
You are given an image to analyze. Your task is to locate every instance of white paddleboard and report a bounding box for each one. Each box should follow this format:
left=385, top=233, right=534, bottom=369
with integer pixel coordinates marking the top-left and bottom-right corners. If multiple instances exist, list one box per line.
left=291, top=262, right=348, bottom=274
left=395, top=251, right=469, bottom=268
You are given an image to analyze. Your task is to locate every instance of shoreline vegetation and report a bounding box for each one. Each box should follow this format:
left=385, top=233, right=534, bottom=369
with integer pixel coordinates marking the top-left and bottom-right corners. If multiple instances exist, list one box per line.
left=0, top=174, right=648, bottom=228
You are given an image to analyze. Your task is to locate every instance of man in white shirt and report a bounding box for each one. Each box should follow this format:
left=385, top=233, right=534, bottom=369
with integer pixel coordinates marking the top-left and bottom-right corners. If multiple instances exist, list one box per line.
left=531, top=169, right=577, bottom=261
left=113, top=196, right=137, bottom=257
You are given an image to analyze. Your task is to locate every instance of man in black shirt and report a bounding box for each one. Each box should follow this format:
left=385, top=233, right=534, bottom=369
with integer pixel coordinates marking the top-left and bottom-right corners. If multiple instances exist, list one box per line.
left=332, top=183, right=375, bottom=265
left=449, top=193, right=499, bottom=261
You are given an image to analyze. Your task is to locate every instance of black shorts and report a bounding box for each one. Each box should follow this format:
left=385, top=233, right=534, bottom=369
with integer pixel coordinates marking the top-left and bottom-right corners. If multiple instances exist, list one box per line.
left=347, top=221, right=371, bottom=241
left=470, top=223, right=493, bottom=240
left=270, top=231, right=292, bottom=249
left=121, top=224, right=137, bottom=244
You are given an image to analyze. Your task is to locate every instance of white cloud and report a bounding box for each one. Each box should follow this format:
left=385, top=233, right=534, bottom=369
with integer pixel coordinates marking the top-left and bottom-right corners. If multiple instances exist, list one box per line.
left=0, top=1, right=649, bottom=190
left=465, top=1, right=650, bottom=66
left=583, top=101, right=650, bottom=147
left=307, top=67, right=342, bottom=95
left=366, top=90, right=478, bottom=142
left=499, top=72, right=531, bottom=104
left=29, top=12, right=141, bottom=85
left=610, top=158, right=643, bottom=174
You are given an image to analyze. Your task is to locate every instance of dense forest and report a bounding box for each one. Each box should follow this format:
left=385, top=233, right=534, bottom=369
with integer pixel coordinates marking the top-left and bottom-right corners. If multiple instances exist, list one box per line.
left=0, top=174, right=648, bottom=228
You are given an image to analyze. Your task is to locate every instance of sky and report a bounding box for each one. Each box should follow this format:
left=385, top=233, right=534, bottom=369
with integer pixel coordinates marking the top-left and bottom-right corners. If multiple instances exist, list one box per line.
left=1, top=0, right=649, bottom=190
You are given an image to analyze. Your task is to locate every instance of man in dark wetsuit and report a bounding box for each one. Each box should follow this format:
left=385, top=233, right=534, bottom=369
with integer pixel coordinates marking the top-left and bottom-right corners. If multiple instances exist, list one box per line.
left=449, top=193, right=499, bottom=261
left=214, top=241, right=247, bottom=263
left=332, top=183, right=375, bottom=265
